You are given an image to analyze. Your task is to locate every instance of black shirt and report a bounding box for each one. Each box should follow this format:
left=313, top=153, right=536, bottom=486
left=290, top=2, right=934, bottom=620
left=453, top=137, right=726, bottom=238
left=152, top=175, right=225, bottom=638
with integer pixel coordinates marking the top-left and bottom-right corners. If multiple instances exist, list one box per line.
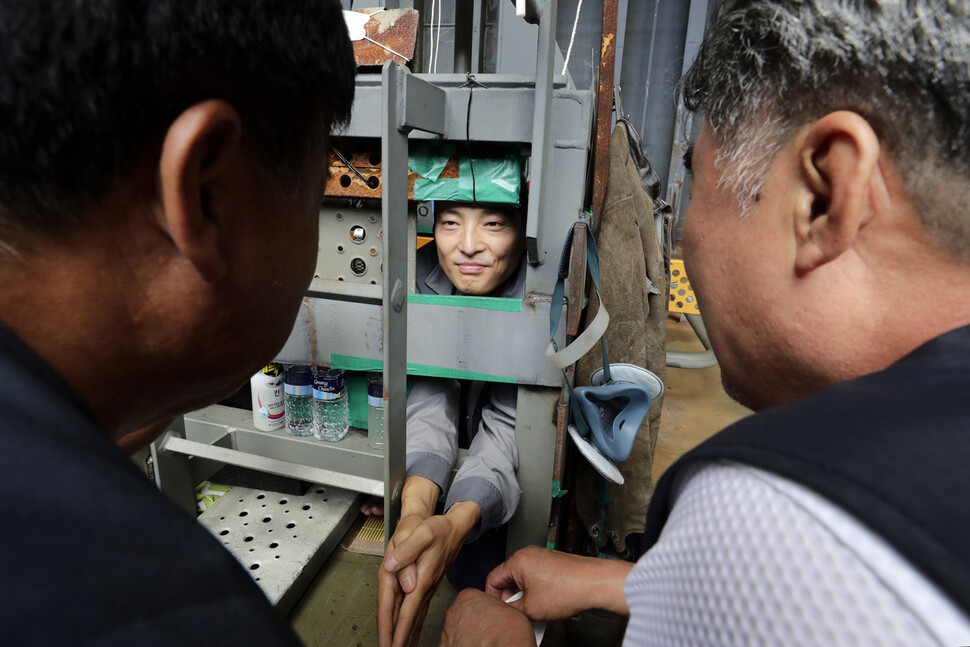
left=0, top=322, right=301, bottom=646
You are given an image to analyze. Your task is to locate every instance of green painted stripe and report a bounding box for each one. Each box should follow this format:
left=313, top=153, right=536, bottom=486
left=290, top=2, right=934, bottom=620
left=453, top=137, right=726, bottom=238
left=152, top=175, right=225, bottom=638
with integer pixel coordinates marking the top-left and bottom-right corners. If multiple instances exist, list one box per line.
left=330, top=354, right=517, bottom=383
left=407, top=293, right=522, bottom=312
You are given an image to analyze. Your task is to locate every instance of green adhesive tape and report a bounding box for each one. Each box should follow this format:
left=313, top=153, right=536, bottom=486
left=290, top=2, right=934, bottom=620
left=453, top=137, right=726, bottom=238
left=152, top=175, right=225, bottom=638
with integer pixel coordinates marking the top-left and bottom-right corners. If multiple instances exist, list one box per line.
left=330, top=354, right=516, bottom=383
left=407, top=293, right=521, bottom=312
left=551, top=480, right=568, bottom=499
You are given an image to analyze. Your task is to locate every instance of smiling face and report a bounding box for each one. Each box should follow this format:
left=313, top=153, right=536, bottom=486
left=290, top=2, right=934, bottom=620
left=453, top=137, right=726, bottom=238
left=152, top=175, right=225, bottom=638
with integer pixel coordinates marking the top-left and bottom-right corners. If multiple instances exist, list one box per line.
left=433, top=204, right=525, bottom=295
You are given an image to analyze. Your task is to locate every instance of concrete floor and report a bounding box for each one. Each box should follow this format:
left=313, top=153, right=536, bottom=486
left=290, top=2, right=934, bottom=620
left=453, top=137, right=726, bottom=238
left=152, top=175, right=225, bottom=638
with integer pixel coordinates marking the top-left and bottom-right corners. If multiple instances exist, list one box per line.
left=287, top=317, right=751, bottom=646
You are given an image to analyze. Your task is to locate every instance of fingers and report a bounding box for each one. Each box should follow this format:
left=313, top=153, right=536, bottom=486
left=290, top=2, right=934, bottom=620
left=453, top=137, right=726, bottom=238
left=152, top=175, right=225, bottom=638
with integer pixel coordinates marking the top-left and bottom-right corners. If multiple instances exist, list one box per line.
left=397, top=563, right=417, bottom=593
left=360, top=496, right=385, bottom=516
left=384, top=522, right=434, bottom=574
left=485, top=560, right=518, bottom=597
left=377, top=561, right=404, bottom=647
left=391, top=587, right=432, bottom=647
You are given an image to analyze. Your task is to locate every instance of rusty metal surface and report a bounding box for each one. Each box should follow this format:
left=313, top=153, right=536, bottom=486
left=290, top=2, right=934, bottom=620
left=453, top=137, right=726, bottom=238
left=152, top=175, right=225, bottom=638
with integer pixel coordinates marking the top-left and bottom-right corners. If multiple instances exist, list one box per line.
left=325, top=138, right=487, bottom=200
left=546, top=383, right=571, bottom=549
left=565, top=220, right=588, bottom=336
left=350, top=8, right=418, bottom=67
left=590, top=0, right=619, bottom=236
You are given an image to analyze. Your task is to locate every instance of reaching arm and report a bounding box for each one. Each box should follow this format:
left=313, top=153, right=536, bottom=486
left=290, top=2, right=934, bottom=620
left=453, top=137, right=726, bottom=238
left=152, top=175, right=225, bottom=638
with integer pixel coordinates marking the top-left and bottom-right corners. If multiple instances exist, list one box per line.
left=445, top=382, right=521, bottom=540
left=486, top=546, right=633, bottom=620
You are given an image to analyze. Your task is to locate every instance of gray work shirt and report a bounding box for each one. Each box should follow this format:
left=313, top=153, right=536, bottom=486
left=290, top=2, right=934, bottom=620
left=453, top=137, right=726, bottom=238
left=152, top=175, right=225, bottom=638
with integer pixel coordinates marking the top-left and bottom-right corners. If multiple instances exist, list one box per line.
left=407, top=243, right=526, bottom=540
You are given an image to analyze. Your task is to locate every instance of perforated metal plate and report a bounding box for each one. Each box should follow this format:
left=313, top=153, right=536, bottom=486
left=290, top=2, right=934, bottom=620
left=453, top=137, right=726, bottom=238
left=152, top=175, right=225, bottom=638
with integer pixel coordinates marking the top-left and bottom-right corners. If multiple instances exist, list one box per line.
left=198, top=483, right=358, bottom=612
left=669, top=258, right=700, bottom=315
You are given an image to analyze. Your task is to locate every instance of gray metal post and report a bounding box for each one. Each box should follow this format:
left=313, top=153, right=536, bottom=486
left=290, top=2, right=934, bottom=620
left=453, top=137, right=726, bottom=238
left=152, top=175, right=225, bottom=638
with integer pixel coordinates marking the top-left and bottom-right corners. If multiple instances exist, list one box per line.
left=381, top=62, right=447, bottom=540
left=525, top=0, right=558, bottom=267
left=382, top=62, right=410, bottom=539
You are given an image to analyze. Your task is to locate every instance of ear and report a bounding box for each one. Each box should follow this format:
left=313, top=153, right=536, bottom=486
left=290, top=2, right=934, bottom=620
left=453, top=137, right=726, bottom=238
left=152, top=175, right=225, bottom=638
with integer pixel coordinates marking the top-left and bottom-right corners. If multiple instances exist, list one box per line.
left=157, top=100, right=243, bottom=283
left=794, top=111, right=882, bottom=276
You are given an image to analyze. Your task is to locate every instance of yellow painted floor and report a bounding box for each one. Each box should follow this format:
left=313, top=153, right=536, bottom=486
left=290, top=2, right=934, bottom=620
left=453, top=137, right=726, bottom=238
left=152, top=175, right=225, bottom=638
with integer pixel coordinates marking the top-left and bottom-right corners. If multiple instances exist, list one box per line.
left=287, top=317, right=751, bottom=646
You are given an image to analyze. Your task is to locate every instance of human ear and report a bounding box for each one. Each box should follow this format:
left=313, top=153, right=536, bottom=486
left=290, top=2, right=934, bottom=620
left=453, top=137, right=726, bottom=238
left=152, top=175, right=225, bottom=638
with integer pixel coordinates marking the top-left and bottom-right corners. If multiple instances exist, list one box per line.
left=793, top=111, right=881, bottom=276
left=157, top=100, right=242, bottom=283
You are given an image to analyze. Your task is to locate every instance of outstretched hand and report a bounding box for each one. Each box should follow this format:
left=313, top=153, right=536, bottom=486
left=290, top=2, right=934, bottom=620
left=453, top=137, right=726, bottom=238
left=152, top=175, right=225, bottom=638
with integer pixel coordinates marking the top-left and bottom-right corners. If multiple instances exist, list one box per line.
left=376, top=476, right=481, bottom=647
left=485, top=545, right=634, bottom=621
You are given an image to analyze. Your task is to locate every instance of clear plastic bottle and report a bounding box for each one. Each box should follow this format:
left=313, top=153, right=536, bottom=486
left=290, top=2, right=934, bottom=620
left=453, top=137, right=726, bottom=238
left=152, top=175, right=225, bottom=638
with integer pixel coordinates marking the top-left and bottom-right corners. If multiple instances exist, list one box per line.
left=283, top=365, right=313, bottom=437
left=313, top=367, right=349, bottom=442
left=366, top=372, right=384, bottom=450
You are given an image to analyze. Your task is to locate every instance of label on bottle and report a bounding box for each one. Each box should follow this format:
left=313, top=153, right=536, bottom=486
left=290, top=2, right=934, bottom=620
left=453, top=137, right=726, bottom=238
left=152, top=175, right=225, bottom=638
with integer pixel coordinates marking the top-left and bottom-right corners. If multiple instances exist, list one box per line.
left=251, top=371, right=285, bottom=431
left=284, top=383, right=311, bottom=396
left=313, top=371, right=346, bottom=400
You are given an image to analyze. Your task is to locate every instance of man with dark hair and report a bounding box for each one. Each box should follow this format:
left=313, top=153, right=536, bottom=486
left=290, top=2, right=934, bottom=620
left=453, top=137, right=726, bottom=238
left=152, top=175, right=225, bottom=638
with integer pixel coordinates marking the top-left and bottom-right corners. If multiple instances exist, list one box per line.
left=442, top=1, right=970, bottom=645
left=0, top=1, right=354, bottom=644
left=374, top=201, right=526, bottom=647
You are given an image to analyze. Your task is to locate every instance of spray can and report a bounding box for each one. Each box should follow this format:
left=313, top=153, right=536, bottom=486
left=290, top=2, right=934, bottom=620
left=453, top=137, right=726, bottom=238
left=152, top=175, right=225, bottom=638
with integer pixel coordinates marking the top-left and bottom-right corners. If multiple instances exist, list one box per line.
left=250, top=364, right=285, bottom=431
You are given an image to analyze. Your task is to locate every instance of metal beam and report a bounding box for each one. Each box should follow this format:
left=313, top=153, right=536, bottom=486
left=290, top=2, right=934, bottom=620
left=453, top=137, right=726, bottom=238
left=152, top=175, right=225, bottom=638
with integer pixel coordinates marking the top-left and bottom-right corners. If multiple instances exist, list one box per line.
left=381, top=62, right=412, bottom=539
left=525, top=0, right=558, bottom=266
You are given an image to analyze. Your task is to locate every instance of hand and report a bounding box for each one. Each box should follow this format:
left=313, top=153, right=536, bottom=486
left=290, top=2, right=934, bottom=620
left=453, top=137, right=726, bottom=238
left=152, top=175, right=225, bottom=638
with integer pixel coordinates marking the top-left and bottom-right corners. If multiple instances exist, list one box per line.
left=486, top=546, right=633, bottom=620
left=378, top=505, right=479, bottom=647
left=440, top=588, right=536, bottom=647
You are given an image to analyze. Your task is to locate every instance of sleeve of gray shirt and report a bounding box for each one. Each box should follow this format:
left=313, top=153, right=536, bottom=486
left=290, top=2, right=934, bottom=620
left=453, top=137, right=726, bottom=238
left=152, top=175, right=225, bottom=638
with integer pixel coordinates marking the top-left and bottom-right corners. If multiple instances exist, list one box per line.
left=445, top=382, right=521, bottom=541
left=405, top=377, right=461, bottom=494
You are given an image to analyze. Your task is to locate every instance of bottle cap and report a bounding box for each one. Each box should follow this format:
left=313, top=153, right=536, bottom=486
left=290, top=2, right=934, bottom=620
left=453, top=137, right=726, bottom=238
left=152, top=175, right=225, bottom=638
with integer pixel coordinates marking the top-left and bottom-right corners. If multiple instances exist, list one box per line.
left=284, top=366, right=313, bottom=386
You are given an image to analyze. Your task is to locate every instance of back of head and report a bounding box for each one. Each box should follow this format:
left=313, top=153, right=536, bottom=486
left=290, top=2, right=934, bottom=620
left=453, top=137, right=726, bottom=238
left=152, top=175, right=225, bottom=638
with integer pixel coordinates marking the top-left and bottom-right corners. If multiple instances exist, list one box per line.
left=682, top=0, right=970, bottom=260
left=0, top=0, right=355, bottom=248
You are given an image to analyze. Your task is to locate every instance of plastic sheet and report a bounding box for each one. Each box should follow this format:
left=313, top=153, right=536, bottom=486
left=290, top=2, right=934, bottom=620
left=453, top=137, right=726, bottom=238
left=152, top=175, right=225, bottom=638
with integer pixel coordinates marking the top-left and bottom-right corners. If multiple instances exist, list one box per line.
left=408, top=142, right=522, bottom=205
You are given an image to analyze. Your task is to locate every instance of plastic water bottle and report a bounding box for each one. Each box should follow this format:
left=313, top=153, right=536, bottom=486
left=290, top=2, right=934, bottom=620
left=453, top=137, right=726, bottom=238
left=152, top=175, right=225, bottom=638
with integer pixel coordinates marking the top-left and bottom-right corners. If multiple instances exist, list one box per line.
left=313, top=368, right=349, bottom=442
left=250, top=364, right=285, bottom=431
left=283, top=365, right=313, bottom=437
left=366, top=372, right=384, bottom=450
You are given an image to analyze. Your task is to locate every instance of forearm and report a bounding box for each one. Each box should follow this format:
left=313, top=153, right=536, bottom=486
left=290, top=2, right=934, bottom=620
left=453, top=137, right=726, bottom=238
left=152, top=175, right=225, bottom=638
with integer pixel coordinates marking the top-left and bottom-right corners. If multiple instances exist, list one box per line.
left=575, top=556, right=633, bottom=616
left=443, top=500, right=481, bottom=543
left=490, top=547, right=634, bottom=620
left=401, top=475, right=441, bottom=519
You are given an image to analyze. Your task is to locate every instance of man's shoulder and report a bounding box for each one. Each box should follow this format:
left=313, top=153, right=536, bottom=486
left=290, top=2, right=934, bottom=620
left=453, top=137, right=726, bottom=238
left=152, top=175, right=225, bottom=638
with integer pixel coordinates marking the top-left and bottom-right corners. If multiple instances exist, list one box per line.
left=0, top=415, right=297, bottom=645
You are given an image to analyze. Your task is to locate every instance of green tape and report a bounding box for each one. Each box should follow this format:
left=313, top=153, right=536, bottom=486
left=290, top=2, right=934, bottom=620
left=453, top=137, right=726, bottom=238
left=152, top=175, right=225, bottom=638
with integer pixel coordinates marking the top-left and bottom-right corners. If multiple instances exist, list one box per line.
left=407, top=293, right=521, bottom=312
left=546, top=541, right=556, bottom=549
left=551, top=480, right=568, bottom=499
left=330, top=354, right=516, bottom=384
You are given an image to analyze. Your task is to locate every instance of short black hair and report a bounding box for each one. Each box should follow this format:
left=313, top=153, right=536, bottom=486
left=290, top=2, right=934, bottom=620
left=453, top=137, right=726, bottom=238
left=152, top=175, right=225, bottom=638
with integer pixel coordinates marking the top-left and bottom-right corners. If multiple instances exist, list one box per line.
left=0, top=0, right=356, bottom=240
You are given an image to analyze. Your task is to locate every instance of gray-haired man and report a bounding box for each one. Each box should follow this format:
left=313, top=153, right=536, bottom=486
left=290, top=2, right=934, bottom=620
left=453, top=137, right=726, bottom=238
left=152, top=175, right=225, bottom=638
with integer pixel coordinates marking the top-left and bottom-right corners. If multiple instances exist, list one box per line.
left=443, top=2, right=970, bottom=645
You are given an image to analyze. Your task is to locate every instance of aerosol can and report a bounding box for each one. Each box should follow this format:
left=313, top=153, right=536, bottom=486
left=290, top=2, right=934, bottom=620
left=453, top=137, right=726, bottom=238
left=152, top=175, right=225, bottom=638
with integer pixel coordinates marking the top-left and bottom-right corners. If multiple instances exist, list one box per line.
left=250, top=364, right=285, bottom=431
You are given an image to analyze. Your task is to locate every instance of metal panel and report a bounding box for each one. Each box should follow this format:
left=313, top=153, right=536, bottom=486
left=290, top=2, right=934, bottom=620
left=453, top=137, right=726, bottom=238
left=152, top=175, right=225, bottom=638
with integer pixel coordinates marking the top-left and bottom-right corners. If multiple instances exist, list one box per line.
left=316, top=203, right=383, bottom=285
left=198, top=484, right=358, bottom=614
left=506, top=386, right=559, bottom=554
left=274, top=296, right=565, bottom=386
left=342, top=74, right=573, bottom=142
left=160, top=405, right=385, bottom=494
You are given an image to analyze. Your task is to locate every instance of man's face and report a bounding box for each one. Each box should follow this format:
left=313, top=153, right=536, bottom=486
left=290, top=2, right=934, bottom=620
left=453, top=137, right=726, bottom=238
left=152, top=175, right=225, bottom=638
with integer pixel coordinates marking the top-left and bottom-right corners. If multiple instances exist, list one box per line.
left=218, top=144, right=327, bottom=382
left=681, top=123, right=810, bottom=410
left=433, top=204, right=524, bottom=295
